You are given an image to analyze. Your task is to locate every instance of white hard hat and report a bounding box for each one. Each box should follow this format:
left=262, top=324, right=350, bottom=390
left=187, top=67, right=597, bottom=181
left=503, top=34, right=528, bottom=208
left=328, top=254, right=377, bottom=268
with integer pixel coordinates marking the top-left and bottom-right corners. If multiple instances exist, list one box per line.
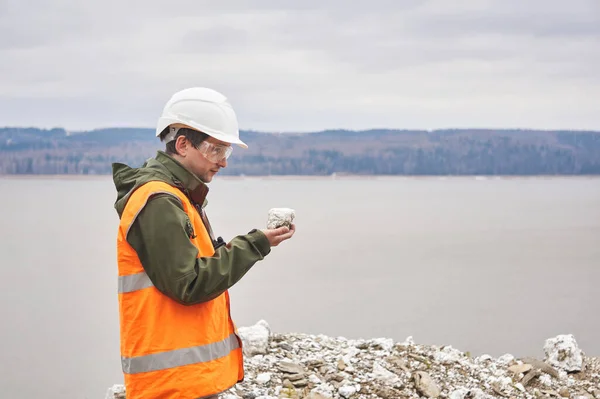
left=156, top=87, right=248, bottom=149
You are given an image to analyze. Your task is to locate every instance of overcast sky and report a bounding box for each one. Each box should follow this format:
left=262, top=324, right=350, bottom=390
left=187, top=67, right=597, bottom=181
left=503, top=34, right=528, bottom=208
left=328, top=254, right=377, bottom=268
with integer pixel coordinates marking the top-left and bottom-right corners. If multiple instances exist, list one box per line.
left=0, top=0, right=598, bottom=132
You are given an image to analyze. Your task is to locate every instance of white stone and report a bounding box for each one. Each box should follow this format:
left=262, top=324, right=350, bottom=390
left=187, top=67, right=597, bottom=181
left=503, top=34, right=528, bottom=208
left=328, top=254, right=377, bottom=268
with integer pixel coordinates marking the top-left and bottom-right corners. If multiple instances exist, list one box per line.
left=449, top=388, right=470, bottom=399
left=371, top=362, right=401, bottom=385
left=539, top=373, right=552, bottom=386
left=476, top=354, right=493, bottom=363
left=312, top=383, right=335, bottom=398
left=222, top=394, right=241, bottom=399
left=515, top=383, right=526, bottom=392
left=338, top=385, right=358, bottom=398
left=256, top=373, right=271, bottom=384
left=497, top=354, right=515, bottom=365
left=308, top=374, right=322, bottom=384
left=434, top=346, right=463, bottom=364
left=267, top=208, right=295, bottom=229
left=238, top=320, right=271, bottom=357
left=487, top=376, right=512, bottom=391
left=342, top=347, right=361, bottom=364
left=544, top=334, right=584, bottom=372
left=558, top=369, right=568, bottom=380
left=105, top=384, right=125, bottom=399
left=370, top=338, right=394, bottom=352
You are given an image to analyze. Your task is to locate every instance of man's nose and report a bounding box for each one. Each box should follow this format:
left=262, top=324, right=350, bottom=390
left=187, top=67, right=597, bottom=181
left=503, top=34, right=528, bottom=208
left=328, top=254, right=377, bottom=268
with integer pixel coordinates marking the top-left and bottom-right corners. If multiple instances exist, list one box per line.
left=217, top=157, right=227, bottom=168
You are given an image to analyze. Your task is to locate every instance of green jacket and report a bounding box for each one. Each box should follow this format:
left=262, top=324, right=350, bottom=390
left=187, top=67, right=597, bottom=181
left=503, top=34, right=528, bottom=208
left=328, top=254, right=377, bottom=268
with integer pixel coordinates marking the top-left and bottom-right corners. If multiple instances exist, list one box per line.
left=112, top=151, right=271, bottom=305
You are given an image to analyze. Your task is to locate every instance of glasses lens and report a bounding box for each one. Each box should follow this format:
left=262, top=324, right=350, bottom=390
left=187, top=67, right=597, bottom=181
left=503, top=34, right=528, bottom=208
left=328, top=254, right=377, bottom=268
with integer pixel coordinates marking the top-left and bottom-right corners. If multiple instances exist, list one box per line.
left=199, top=142, right=232, bottom=162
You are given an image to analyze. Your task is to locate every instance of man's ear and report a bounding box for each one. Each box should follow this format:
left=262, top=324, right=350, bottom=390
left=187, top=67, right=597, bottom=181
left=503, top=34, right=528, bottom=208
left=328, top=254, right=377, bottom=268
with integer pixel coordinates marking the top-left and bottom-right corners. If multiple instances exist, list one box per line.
left=175, top=135, right=188, bottom=157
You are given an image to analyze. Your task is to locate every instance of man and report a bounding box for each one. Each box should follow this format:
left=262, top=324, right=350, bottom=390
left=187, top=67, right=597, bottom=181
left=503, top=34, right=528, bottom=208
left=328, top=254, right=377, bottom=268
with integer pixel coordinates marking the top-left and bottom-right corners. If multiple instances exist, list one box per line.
left=111, top=87, right=295, bottom=399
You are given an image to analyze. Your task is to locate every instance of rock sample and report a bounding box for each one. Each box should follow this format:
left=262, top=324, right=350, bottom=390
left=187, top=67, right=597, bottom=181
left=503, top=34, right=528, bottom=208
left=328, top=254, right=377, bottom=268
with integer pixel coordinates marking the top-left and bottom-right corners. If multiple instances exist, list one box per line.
left=237, top=319, right=271, bottom=357
left=267, top=208, right=295, bottom=229
left=544, top=334, right=584, bottom=372
left=105, top=384, right=126, bottom=399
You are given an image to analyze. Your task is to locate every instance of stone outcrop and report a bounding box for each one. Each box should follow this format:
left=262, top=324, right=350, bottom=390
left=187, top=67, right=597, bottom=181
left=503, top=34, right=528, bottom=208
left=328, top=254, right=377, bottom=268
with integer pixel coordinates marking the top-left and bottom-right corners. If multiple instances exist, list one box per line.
left=106, top=321, right=600, bottom=399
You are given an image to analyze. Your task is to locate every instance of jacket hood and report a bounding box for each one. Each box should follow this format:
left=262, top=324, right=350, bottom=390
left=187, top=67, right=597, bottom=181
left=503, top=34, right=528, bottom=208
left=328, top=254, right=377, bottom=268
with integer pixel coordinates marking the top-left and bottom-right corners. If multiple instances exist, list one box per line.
left=112, top=156, right=176, bottom=217
left=112, top=151, right=209, bottom=218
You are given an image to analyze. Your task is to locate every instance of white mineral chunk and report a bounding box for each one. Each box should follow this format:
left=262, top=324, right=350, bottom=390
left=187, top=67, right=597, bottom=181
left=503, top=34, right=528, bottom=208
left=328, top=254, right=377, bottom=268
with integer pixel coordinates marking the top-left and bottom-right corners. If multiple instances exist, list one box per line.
left=105, top=384, right=126, bottom=399
left=487, top=375, right=512, bottom=391
left=539, top=373, right=552, bottom=386
left=370, top=338, right=394, bottom=352
left=497, top=354, right=515, bottom=365
left=267, top=208, right=296, bottom=229
left=449, top=388, right=470, bottom=399
left=434, top=346, right=463, bottom=364
left=558, top=369, right=568, bottom=380
left=312, top=383, right=335, bottom=398
left=237, top=320, right=271, bottom=357
left=371, top=362, right=401, bottom=385
left=476, top=354, right=493, bottom=364
left=544, top=334, right=584, bottom=372
left=342, top=347, right=361, bottom=364
left=338, top=385, right=358, bottom=398
left=515, top=383, right=526, bottom=392
left=256, top=373, right=272, bottom=384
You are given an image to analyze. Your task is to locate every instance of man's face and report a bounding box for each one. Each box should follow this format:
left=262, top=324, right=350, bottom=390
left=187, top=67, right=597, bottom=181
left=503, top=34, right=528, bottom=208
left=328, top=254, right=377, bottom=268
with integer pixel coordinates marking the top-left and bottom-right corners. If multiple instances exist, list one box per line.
left=181, top=136, right=232, bottom=183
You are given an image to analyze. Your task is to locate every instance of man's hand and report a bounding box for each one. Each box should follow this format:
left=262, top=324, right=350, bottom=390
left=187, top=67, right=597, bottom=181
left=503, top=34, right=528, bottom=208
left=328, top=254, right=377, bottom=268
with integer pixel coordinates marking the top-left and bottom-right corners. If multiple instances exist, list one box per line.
left=261, top=224, right=296, bottom=247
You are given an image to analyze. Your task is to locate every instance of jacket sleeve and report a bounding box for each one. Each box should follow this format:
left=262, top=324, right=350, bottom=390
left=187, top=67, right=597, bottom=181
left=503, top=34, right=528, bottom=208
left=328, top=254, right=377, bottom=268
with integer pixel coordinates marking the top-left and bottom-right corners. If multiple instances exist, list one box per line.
left=126, top=194, right=271, bottom=305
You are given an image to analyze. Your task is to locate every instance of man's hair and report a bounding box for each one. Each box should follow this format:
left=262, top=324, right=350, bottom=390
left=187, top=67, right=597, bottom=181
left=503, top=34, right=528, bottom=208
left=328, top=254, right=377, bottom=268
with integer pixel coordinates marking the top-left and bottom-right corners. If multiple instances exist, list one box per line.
left=159, top=127, right=209, bottom=155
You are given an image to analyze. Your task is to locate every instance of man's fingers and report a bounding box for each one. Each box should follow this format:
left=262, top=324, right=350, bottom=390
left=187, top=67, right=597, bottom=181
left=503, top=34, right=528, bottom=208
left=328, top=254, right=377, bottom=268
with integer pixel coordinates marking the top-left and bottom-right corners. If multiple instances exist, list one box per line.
left=276, top=225, right=295, bottom=242
left=276, top=225, right=290, bottom=235
left=269, top=225, right=295, bottom=246
left=261, top=224, right=296, bottom=247
left=280, top=228, right=295, bottom=240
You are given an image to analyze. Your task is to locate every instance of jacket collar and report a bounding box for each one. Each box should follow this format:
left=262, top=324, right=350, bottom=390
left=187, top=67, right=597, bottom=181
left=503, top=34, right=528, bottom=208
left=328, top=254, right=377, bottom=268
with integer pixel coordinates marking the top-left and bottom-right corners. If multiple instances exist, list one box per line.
left=155, top=151, right=209, bottom=207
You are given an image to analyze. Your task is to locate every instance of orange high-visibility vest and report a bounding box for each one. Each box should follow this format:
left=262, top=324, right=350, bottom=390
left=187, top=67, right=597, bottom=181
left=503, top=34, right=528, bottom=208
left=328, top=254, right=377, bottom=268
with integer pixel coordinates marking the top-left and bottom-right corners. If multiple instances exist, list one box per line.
left=116, top=181, right=244, bottom=399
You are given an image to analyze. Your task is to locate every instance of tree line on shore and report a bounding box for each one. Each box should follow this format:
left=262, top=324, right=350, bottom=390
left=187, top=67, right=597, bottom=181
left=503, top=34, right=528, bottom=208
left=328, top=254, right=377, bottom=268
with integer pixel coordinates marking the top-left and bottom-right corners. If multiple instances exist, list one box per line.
left=1, top=127, right=599, bottom=175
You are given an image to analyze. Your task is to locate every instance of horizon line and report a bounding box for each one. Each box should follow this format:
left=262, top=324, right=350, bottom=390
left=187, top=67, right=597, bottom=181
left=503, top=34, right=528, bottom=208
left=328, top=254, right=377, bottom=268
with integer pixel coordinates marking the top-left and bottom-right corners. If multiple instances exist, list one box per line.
left=2, top=126, right=600, bottom=134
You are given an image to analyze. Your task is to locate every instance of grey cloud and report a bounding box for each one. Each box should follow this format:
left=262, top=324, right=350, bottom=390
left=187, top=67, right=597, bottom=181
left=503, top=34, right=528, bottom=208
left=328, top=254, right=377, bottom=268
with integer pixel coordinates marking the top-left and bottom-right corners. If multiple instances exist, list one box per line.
left=0, top=0, right=598, bottom=131
left=182, top=27, right=250, bottom=54
left=404, top=5, right=600, bottom=39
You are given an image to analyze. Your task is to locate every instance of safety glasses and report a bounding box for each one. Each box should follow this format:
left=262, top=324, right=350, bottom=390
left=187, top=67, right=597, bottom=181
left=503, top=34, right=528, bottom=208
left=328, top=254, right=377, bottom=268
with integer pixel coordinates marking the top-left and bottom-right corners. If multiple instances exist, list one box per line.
left=195, top=141, right=233, bottom=163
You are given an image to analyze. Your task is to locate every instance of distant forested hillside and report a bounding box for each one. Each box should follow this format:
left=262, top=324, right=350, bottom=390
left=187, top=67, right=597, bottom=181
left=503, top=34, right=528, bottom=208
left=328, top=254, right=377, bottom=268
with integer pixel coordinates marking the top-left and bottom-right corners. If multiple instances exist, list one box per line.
left=1, top=127, right=599, bottom=175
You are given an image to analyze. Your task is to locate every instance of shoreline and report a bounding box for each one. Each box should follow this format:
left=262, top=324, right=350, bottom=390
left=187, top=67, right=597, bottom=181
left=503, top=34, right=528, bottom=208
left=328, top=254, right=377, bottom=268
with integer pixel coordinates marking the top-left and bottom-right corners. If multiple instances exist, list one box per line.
left=2, top=174, right=600, bottom=181
left=106, top=321, right=599, bottom=399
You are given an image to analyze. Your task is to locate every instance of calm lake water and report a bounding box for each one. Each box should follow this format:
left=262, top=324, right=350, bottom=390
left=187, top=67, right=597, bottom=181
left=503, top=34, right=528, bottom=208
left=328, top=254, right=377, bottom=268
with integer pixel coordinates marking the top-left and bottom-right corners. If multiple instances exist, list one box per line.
left=0, top=176, right=598, bottom=399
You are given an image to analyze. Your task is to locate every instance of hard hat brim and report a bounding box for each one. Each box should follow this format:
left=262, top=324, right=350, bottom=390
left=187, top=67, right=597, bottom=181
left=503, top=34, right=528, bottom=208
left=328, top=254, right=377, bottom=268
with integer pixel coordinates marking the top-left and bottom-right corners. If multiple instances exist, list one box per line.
left=156, top=117, right=248, bottom=149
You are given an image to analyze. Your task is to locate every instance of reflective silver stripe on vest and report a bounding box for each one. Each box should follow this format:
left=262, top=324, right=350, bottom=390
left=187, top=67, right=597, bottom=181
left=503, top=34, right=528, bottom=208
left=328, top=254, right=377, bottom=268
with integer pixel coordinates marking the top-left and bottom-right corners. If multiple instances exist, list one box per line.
left=122, top=333, right=240, bottom=374
left=118, top=271, right=154, bottom=293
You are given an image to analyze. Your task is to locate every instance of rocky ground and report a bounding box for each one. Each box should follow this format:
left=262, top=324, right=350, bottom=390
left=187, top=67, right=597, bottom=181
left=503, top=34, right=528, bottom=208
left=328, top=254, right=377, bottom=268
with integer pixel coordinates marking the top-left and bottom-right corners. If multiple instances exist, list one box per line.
left=106, top=320, right=599, bottom=399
